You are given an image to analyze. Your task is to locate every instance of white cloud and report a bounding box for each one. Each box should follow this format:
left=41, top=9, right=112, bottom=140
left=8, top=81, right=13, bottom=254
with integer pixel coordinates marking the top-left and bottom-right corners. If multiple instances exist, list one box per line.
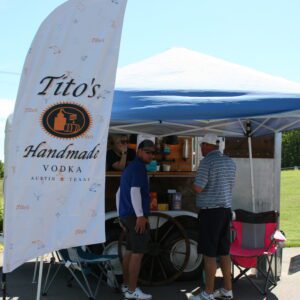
left=0, top=98, right=15, bottom=162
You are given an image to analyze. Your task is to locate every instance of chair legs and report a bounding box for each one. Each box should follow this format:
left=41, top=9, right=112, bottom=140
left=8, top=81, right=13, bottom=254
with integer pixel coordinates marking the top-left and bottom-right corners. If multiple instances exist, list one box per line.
left=42, top=255, right=62, bottom=296
left=42, top=249, right=120, bottom=299
left=232, top=254, right=278, bottom=295
left=32, top=257, right=39, bottom=283
left=258, top=254, right=278, bottom=294
left=66, top=265, right=95, bottom=299
left=64, top=261, right=120, bottom=300
left=41, top=257, right=99, bottom=299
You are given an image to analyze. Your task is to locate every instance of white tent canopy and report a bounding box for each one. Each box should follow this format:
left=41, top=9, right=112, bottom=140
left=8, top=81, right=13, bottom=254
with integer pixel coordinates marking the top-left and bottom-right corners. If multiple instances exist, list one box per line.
left=110, top=47, right=300, bottom=137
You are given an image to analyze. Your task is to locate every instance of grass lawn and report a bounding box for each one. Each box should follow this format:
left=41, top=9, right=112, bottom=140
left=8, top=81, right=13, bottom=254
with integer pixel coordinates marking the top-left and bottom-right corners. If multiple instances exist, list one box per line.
left=0, top=179, right=3, bottom=224
left=0, top=179, right=3, bottom=251
left=0, top=171, right=299, bottom=247
left=280, top=170, right=300, bottom=247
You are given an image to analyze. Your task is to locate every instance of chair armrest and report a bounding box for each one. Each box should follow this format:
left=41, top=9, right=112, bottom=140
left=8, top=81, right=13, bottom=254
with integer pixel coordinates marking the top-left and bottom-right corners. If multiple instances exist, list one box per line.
left=231, top=211, right=236, bottom=220
left=272, top=230, right=286, bottom=243
left=267, top=230, right=286, bottom=252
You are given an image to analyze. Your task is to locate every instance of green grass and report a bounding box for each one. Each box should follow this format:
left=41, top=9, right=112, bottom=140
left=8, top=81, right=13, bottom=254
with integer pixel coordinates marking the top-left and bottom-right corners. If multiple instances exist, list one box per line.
left=0, top=179, right=3, bottom=228
left=280, top=170, right=300, bottom=247
left=0, top=179, right=3, bottom=251
left=0, top=172, right=299, bottom=247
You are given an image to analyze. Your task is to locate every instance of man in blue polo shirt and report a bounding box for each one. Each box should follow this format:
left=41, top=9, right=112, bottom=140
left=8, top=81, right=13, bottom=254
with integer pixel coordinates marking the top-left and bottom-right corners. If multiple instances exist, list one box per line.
left=190, top=134, right=236, bottom=300
left=116, top=139, right=155, bottom=300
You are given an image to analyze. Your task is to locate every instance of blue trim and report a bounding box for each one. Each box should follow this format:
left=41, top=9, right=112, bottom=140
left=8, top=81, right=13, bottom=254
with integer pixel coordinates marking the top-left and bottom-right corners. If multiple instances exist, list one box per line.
left=112, top=90, right=300, bottom=121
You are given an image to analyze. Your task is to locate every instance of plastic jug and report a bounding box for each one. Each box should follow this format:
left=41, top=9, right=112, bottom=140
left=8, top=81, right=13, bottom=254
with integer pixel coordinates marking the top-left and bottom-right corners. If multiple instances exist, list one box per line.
left=172, top=192, right=182, bottom=210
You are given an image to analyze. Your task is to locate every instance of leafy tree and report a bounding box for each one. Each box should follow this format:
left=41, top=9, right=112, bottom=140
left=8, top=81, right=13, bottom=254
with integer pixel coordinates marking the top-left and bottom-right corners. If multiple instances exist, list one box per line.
left=282, top=129, right=300, bottom=168
left=0, top=160, right=4, bottom=179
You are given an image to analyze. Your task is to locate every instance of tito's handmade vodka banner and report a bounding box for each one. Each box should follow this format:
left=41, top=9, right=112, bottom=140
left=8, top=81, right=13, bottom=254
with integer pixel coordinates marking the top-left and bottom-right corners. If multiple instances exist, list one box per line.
left=3, top=0, right=127, bottom=272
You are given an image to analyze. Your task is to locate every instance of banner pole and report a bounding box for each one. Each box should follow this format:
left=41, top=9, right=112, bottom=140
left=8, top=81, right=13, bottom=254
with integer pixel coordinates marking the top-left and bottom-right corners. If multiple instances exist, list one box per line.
left=36, top=256, right=44, bottom=300
left=1, top=272, right=6, bottom=300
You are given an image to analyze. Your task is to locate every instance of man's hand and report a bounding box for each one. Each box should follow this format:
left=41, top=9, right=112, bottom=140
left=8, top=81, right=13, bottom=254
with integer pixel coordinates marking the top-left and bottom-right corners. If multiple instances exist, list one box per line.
left=135, top=216, right=148, bottom=234
left=122, top=144, right=128, bottom=154
left=117, top=143, right=128, bottom=155
left=193, top=184, right=204, bottom=193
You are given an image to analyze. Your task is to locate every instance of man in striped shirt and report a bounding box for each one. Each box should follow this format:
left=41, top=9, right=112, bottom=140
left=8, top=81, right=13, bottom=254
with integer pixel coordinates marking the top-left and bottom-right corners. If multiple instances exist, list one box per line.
left=191, top=134, right=236, bottom=300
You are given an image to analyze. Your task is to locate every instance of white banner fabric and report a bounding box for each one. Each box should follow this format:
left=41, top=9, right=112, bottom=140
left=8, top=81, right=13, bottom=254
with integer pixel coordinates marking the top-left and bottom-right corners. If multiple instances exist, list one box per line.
left=3, top=0, right=127, bottom=273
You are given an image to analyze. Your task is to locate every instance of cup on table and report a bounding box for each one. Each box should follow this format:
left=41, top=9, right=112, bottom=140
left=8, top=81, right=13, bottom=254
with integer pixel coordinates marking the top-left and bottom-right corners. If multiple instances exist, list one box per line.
left=162, top=164, right=171, bottom=172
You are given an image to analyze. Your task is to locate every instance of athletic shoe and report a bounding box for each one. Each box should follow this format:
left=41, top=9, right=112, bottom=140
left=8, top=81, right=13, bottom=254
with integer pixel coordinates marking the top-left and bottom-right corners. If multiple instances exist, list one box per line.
left=213, top=288, right=233, bottom=299
left=188, top=291, right=215, bottom=300
left=121, top=284, right=128, bottom=294
left=124, top=287, right=152, bottom=300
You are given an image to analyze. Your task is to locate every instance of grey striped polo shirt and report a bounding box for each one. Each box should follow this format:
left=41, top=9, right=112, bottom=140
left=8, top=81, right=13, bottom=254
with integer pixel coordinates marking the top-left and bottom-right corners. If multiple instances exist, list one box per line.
left=194, top=150, right=236, bottom=208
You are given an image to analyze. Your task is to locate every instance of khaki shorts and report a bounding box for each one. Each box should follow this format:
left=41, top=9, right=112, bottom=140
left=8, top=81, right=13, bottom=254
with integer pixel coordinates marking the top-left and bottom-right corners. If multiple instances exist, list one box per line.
left=120, top=216, right=150, bottom=254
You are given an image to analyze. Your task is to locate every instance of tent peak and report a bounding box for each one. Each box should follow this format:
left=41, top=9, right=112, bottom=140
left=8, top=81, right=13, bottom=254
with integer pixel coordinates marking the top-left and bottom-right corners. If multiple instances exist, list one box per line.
left=116, top=48, right=300, bottom=93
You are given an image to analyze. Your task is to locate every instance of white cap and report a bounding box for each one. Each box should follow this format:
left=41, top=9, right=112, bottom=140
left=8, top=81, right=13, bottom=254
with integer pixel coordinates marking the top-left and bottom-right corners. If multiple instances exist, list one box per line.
left=201, top=133, right=219, bottom=146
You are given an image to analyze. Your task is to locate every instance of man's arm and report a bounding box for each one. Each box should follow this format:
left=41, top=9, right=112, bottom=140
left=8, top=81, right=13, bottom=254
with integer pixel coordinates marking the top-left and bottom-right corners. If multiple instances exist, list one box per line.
left=111, top=151, right=127, bottom=170
left=115, top=187, right=120, bottom=213
left=194, top=159, right=209, bottom=193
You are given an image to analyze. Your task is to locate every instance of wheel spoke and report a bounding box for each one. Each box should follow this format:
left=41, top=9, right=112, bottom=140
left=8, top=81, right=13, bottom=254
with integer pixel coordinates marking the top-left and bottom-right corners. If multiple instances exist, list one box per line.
left=157, top=256, right=168, bottom=279
left=132, top=212, right=191, bottom=286
left=141, top=255, right=151, bottom=268
left=158, top=224, right=175, bottom=243
left=154, top=216, right=160, bottom=242
left=148, top=257, right=155, bottom=283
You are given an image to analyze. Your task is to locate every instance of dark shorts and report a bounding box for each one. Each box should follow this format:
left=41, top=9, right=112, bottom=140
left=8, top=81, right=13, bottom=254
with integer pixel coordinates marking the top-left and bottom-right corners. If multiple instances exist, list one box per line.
left=197, top=207, right=231, bottom=257
left=120, top=216, right=150, bottom=254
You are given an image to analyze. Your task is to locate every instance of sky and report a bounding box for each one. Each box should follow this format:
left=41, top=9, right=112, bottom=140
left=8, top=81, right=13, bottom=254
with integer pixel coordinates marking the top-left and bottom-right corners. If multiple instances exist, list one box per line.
left=1, top=0, right=300, bottom=161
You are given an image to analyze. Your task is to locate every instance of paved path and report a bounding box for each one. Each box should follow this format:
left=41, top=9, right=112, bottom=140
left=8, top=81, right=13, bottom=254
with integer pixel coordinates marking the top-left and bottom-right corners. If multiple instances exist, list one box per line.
left=0, top=248, right=299, bottom=299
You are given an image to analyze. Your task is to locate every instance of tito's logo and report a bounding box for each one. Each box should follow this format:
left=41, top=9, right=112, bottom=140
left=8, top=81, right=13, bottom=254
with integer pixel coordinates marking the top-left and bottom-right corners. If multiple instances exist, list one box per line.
left=41, top=103, right=91, bottom=139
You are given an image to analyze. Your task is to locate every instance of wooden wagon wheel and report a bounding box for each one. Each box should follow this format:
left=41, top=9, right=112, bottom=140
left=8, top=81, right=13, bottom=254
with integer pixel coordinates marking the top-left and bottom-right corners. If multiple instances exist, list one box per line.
left=118, top=212, right=190, bottom=286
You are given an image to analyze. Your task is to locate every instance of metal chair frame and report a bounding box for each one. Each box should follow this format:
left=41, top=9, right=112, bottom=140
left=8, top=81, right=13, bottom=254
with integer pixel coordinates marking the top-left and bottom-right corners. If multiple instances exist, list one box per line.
left=230, top=209, right=285, bottom=295
left=42, top=247, right=120, bottom=300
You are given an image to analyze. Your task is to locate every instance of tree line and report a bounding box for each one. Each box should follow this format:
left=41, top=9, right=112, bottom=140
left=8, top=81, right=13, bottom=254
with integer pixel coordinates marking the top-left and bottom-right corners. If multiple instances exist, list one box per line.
left=0, top=160, right=3, bottom=178
left=282, top=129, right=300, bottom=168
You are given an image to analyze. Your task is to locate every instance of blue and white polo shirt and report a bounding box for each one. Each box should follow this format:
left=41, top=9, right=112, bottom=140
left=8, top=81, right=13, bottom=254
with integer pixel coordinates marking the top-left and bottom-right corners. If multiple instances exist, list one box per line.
left=194, top=150, right=236, bottom=208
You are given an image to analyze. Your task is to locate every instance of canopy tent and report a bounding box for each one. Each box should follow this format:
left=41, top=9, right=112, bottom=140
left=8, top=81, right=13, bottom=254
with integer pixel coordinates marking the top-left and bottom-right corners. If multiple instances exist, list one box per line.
left=110, top=48, right=300, bottom=137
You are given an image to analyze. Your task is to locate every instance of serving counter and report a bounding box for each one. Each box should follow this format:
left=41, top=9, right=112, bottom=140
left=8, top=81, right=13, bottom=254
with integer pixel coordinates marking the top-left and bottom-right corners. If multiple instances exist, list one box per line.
left=106, top=171, right=196, bottom=177
left=105, top=171, right=197, bottom=212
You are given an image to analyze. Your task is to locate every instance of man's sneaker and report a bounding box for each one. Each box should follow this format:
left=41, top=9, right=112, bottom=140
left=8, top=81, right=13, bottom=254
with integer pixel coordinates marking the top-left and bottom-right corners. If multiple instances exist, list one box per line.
left=188, top=291, right=215, bottom=300
left=124, top=287, right=152, bottom=300
left=213, top=288, right=233, bottom=299
left=121, top=284, right=128, bottom=294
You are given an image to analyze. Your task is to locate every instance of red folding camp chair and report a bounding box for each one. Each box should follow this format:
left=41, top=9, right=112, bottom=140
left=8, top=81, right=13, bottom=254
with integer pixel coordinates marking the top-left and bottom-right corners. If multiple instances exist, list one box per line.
left=230, top=209, right=286, bottom=295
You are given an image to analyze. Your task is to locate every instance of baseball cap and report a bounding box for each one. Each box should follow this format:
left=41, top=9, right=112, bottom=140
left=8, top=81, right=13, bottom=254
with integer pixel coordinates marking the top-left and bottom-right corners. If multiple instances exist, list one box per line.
left=201, top=133, right=219, bottom=146
left=138, top=139, right=155, bottom=149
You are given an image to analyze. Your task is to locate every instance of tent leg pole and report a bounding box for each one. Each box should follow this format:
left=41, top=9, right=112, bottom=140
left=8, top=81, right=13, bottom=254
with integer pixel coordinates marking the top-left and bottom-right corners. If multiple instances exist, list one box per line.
left=1, top=272, right=6, bottom=300
left=248, top=136, right=256, bottom=212
left=36, top=256, right=44, bottom=300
